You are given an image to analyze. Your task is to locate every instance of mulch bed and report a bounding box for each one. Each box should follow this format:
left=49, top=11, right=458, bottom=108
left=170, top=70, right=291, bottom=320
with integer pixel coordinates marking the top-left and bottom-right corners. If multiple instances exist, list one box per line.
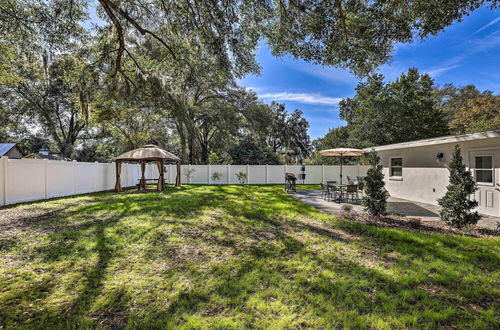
left=336, top=210, right=499, bottom=238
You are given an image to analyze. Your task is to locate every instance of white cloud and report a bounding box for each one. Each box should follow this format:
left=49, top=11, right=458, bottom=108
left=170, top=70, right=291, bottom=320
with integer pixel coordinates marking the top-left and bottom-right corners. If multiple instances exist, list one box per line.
left=425, top=65, right=460, bottom=77
left=295, top=65, right=358, bottom=85
left=243, top=86, right=265, bottom=93
left=258, top=92, right=344, bottom=106
left=472, top=17, right=500, bottom=35
left=470, top=29, right=500, bottom=51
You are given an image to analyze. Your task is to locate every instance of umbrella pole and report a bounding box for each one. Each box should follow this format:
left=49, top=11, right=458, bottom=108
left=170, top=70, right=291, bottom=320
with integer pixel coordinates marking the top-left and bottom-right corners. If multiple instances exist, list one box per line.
left=340, top=154, right=343, bottom=185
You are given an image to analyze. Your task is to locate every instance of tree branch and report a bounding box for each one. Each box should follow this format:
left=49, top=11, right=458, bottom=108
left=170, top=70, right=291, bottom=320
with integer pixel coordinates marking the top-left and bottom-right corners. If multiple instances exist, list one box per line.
left=98, top=0, right=124, bottom=77
left=99, top=0, right=177, bottom=59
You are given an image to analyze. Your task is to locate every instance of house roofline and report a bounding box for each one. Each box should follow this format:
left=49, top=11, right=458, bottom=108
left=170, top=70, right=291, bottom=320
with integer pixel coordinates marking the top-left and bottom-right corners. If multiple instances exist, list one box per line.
left=0, top=143, right=17, bottom=156
left=364, top=130, right=500, bottom=152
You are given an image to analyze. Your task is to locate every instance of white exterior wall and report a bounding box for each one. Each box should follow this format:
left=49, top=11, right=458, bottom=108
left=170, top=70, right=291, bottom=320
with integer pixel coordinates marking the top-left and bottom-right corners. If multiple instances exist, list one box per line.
left=377, top=136, right=500, bottom=216
left=0, top=157, right=5, bottom=204
left=0, top=158, right=368, bottom=206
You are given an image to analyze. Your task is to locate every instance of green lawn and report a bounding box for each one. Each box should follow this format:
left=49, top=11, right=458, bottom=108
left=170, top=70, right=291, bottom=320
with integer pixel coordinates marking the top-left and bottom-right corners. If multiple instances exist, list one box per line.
left=0, top=185, right=498, bottom=329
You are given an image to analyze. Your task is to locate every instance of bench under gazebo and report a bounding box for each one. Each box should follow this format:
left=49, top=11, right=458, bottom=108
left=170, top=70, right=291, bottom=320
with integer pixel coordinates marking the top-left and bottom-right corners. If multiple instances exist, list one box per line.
left=114, top=144, right=181, bottom=192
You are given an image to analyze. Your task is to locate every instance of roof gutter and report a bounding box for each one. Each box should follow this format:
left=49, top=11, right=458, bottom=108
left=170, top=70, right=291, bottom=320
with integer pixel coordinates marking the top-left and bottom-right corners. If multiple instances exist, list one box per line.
left=363, top=130, right=500, bottom=152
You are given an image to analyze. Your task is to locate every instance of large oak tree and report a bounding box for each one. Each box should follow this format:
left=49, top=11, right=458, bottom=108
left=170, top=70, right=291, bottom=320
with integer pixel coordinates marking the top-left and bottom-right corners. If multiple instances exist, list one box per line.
left=340, top=68, right=449, bottom=147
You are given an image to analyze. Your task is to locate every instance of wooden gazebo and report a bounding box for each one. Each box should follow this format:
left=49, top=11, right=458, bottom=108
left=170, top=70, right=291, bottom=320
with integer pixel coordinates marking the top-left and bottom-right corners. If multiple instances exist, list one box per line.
left=114, top=144, right=181, bottom=192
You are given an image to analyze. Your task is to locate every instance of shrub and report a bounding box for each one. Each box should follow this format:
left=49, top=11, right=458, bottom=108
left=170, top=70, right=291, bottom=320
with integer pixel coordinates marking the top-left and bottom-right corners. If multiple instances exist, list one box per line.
left=438, top=145, right=480, bottom=228
left=229, top=137, right=280, bottom=165
left=408, top=217, right=423, bottom=228
left=341, top=204, right=353, bottom=212
left=235, top=172, right=247, bottom=184
left=362, top=150, right=389, bottom=216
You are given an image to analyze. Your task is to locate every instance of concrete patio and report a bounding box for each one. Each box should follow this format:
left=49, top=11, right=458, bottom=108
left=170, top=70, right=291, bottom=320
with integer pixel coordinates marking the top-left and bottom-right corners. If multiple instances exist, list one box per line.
left=291, top=190, right=500, bottom=230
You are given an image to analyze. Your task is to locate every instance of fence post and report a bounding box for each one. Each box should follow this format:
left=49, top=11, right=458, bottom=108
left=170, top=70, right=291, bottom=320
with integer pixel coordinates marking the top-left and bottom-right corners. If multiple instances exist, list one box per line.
left=73, top=160, right=77, bottom=194
left=1, top=156, right=7, bottom=205
left=94, top=161, right=99, bottom=192
left=44, top=159, right=48, bottom=199
left=246, top=164, right=250, bottom=184
left=322, top=165, right=325, bottom=183
left=266, top=164, right=269, bottom=184
left=227, top=164, right=230, bottom=184
left=208, top=164, right=211, bottom=184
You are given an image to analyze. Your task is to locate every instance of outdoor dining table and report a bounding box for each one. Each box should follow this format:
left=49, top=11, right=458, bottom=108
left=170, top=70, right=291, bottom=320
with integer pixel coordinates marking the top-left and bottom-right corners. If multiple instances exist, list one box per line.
left=327, top=183, right=348, bottom=201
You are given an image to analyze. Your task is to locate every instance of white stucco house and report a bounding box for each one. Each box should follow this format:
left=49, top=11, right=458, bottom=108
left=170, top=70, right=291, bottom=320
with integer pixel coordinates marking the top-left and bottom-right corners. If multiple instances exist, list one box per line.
left=366, top=130, right=500, bottom=217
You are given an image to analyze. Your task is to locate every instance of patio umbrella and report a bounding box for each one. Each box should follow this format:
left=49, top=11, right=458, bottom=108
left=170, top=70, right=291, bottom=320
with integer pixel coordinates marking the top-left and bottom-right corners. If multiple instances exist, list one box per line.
left=319, top=148, right=365, bottom=184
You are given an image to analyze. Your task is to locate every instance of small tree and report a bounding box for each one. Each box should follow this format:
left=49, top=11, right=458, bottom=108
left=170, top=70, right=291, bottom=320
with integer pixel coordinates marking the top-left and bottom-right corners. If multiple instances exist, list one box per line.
left=362, top=150, right=389, bottom=216
left=438, top=145, right=480, bottom=228
left=211, top=172, right=223, bottom=184
left=208, top=152, right=220, bottom=165
left=183, top=168, right=196, bottom=183
left=235, top=172, right=247, bottom=184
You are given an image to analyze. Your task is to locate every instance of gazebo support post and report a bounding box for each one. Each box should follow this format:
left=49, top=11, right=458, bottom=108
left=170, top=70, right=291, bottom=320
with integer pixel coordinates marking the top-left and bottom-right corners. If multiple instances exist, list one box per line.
left=157, top=160, right=164, bottom=191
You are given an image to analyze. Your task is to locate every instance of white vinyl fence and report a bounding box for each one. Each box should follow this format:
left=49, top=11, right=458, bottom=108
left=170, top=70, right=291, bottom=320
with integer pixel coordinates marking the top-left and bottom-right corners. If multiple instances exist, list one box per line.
left=0, top=156, right=368, bottom=206
left=180, top=164, right=369, bottom=185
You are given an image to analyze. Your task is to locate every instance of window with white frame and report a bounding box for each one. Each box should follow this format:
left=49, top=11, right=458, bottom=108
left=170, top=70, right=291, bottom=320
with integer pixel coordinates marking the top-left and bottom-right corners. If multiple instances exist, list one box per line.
left=475, top=156, right=493, bottom=184
left=390, top=157, right=403, bottom=177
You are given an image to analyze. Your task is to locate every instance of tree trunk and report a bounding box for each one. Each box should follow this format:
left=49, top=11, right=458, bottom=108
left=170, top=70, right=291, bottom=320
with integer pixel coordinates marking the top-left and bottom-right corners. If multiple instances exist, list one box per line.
left=188, top=134, right=196, bottom=165
left=175, top=122, right=188, bottom=164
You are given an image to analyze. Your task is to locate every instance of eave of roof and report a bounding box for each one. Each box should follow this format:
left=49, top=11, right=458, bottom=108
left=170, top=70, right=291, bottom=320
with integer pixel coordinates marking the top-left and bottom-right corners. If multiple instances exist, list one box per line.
left=364, top=130, right=500, bottom=152
left=24, top=153, right=71, bottom=161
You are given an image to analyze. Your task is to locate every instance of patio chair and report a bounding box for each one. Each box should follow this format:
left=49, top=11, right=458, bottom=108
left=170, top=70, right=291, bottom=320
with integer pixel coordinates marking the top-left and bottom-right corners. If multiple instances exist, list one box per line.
left=346, top=176, right=356, bottom=185
left=321, top=183, right=334, bottom=201
left=320, top=183, right=328, bottom=200
left=329, top=184, right=342, bottom=201
left=355, top=176, right=366, bottom=192
left=357, top=181, right=365, bottom=193
left=344, top=184, right=359, bottom=203
left=356, top=176, right=365, bottom=183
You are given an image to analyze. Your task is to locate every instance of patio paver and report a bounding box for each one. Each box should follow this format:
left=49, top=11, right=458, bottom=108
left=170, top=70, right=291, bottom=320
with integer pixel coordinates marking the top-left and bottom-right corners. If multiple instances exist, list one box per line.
left=291, top=190, right=500, bottom=230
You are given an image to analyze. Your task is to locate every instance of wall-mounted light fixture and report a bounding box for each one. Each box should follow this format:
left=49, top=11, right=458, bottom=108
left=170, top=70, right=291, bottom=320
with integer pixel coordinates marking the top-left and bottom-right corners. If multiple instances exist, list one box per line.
left=435, top=152, right=444, bottom=163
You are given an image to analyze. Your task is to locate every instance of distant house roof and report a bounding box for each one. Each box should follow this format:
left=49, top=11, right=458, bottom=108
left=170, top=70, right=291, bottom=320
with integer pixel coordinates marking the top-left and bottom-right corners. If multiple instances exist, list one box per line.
left=0, top=143, right=17, bottom=156
left=365, top=130, right=500, bottom=152
left=24, top=153, right=72, bottom=161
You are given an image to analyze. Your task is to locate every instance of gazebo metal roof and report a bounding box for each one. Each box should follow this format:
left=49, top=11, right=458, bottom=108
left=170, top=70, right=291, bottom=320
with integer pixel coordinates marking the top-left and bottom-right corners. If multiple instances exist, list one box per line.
left=115, top=144, right=180, bottom=162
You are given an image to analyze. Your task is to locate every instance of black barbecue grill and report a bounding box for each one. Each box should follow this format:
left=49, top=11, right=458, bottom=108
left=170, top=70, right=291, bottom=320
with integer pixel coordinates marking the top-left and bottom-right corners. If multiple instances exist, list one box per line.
left=285, top=172, right=297, bottom=192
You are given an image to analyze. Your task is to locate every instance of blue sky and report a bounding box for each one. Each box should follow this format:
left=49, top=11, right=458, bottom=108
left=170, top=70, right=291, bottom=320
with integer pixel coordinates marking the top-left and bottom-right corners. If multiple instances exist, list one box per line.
left=239, top=6, right=500, bottom=140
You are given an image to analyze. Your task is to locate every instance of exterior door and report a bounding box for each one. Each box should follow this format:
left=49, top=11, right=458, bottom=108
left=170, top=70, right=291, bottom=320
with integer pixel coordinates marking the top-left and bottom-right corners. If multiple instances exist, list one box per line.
left=469, top=149, right=500, bottom=217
